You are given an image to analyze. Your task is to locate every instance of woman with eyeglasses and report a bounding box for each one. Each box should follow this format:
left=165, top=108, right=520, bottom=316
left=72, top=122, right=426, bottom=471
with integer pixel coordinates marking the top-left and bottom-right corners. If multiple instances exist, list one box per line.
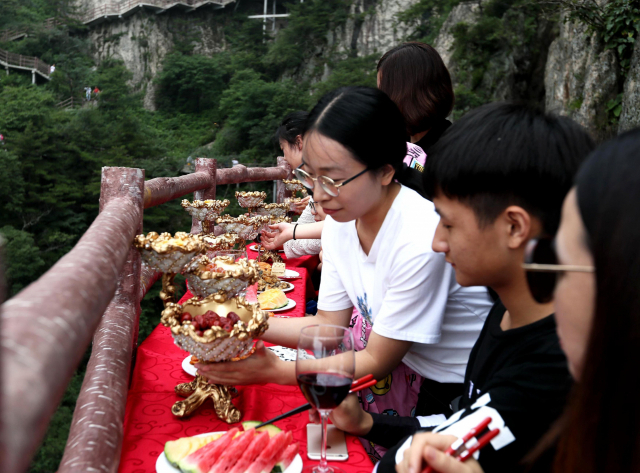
left=394, top=129, right=640, bottom=473
left=197, top=86, right=492, bottom=460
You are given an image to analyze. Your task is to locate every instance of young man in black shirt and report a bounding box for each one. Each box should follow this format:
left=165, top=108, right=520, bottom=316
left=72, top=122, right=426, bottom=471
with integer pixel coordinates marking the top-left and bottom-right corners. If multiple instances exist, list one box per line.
left=312, top=103, right=595, bottom=472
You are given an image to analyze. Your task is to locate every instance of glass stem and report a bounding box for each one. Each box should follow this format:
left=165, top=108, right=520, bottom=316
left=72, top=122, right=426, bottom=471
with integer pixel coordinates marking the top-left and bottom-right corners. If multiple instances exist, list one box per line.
left=318, top=411, right=331, bottom=473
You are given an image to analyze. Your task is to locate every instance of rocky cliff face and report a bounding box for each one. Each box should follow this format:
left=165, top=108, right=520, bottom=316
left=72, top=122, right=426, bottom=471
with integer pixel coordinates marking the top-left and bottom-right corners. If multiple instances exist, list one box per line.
left=544, top=15, right=620, bottom=138
left=620, top=39, right=640, bottom=133
left=87, top=8, right=227, bottom=109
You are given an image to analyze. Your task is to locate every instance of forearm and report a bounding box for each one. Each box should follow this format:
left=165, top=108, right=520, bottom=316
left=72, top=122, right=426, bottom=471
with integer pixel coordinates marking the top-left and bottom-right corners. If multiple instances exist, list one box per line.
left=292, top=221, right=324, bottom=240
left=261, top=310, right=348, bottom=348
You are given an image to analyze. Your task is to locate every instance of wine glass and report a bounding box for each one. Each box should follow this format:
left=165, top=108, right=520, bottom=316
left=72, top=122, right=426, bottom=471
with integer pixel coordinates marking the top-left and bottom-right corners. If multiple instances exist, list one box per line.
left=296, top=325, right=355, bottom=473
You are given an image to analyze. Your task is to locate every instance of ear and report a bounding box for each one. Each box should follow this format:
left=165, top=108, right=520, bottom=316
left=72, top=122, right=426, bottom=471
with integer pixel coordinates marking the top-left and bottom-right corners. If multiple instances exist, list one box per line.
left=378, top=164, right=396, bottom=185
left=295, top=135, right=303, bottom=151
left=503, top=206, right=535, bottom=249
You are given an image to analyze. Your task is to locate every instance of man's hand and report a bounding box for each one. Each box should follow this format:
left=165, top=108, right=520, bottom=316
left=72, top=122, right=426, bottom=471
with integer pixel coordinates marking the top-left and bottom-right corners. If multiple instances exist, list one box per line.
left=195, top=341, right=293, bottom=385
left=261, top=223, right=294, bottom=250
left=309, top=394, right=373, bottom=436
left=397, top=432, right=484, bottom=473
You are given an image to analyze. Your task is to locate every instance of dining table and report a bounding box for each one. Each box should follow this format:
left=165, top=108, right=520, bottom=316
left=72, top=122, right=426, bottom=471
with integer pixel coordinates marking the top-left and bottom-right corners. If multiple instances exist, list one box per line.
left=117, top=248, right=374, bottom=473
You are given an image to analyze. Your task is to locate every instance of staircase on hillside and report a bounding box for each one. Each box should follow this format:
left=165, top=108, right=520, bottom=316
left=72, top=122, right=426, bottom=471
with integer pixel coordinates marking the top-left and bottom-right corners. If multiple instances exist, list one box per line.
left=0, top=48, right=51, bottom=83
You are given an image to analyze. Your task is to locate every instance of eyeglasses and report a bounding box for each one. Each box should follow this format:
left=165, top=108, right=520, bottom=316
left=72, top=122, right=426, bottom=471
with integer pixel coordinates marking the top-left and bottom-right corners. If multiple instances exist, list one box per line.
left=293, top=164, right=369, bottom=197
left=522, top=238, right=595, bottom=303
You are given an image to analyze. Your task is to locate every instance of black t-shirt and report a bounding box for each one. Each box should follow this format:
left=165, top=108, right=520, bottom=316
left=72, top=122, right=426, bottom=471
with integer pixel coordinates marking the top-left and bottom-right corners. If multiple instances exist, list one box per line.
left=376, top=301, right=572, bottom=472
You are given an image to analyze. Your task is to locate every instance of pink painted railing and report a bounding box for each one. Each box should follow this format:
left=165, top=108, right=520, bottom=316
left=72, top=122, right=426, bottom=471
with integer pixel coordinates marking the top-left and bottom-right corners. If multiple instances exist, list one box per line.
left=0, top=48, right=51, bottom=77
left=1, top=158, right=291, bottom=473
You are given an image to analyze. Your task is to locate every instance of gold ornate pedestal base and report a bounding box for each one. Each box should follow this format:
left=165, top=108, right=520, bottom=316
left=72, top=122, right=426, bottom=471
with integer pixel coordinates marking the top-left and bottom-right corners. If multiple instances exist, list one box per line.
left=173, top=374, right=241, bottom=423
left=160, top=273, right=177, bottom=307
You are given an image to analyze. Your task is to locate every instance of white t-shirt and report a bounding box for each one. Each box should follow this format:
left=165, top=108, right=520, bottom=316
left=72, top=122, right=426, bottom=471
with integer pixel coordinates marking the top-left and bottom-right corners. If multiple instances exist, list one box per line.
left=318, top=186, right=493, bottom=383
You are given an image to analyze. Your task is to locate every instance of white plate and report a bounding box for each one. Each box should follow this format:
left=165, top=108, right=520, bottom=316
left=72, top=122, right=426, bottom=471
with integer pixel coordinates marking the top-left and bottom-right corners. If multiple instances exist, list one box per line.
left=267, top=346, right=315, bottom=362
left=280, top=269, right=300, bottom=279
left=156, top=431, right=303, bottom=473
left=182, top=356, right=198, bottom=377
left=261, top=298, right=296, bottom=312
left=250, top=244, right=285, bottom=253
left=258, top=282, right=294, bottom=294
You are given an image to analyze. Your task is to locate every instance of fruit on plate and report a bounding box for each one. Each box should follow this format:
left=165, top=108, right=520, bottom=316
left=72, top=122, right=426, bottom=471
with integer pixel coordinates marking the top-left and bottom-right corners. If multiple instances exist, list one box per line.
left=183, top=310, right=241, bottom=334
left=257, top=289, right=288, bottom=310
left=164, top=433, right=224, bottom=467
left=246, top=431, right=294, bottom=473
left=178, top=428, right=238, bottom=473
left=241, top=420, right=282, bottom=437
left=167, top=425, right=299, bottom=473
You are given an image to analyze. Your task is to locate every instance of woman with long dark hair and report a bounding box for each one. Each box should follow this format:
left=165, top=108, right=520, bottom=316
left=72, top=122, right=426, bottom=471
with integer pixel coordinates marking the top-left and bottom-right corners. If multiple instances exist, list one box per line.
left=395, top=128, right=640, bottom=473
left=198, top=87, right=492, bottom=460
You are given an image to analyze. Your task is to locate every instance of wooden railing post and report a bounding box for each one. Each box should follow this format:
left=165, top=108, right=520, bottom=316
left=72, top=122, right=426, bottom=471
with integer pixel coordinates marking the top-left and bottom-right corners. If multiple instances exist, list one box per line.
left=190, top=158, right=217, bottom=233
left=275, top=156, right=292, bottom=203
left=58, top=167, right=144, bottom=473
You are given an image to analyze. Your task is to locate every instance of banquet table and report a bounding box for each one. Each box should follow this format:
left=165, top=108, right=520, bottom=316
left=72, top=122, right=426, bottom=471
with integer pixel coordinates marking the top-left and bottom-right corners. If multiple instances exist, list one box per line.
left=118, top=252, right=372, bottom=473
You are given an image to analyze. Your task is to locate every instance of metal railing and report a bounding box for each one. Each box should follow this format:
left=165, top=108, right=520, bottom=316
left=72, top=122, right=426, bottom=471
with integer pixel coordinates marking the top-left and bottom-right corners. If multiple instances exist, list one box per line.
left=0, top=18, right=62, bottom=43
left=0, top=48, right=51, bottom=78
left=0, top=157, right=292, bottom=473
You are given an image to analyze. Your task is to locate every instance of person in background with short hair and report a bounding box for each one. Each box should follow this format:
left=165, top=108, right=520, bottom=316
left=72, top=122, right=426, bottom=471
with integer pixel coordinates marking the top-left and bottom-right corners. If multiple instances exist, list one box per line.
left=399, top=128, right=640, bottom=473
left=377, top=42, right=454, bottom=159
left=275, top=111, right=311, bottom=215
left=198, top=87, right=492, bottom=461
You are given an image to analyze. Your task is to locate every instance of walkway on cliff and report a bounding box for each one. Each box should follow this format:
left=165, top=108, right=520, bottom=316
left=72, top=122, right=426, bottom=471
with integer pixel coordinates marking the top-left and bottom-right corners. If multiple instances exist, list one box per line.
left=80, top=0, right=236, bottom=26
left=0, top=48, right=51, bottom=83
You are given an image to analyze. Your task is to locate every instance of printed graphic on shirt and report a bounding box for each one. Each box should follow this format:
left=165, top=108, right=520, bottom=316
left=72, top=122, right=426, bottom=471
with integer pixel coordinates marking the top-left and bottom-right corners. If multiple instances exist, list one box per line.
left=357, top=293, right=373, bottom=325
left=371, top=373, right=393, bottom=396
left=409, top=158, right=424, bottom=172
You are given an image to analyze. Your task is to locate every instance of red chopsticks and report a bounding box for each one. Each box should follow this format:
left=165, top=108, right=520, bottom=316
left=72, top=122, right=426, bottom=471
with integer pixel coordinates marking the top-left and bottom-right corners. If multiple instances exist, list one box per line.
left=252, top=374, right=378, bottom=429
left=423, top=417, right=500, bottom=473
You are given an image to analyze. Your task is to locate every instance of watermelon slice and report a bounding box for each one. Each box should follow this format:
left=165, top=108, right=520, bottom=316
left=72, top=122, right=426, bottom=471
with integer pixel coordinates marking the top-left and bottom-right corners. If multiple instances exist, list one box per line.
left=209, top=428, right=256, bottom=473
left=259, top=434, right=294, bottom=473
left=242, top=421, right=282, bottom=438
left=272, top=442, right=299, bottom=473
left=227, top=431, right=270, bottom=473
left=178, top=428, right=239, bottom=473
left=246, top=431, right=293, bottom=473
left=164, top=433, right=224, bottom=467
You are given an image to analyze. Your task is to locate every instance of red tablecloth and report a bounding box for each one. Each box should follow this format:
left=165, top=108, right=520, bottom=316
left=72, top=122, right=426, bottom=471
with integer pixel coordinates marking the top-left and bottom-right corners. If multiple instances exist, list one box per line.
left=118, top=258, right=372, bottom=473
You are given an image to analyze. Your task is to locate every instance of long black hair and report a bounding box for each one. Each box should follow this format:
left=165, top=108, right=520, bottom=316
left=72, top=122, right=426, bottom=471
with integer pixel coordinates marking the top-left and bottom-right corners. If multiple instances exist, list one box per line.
left=274, top=111, right=309, bottom=147
left=305, top=86, right=407, bottom=176
left=546, top=128, right=640, bottom=473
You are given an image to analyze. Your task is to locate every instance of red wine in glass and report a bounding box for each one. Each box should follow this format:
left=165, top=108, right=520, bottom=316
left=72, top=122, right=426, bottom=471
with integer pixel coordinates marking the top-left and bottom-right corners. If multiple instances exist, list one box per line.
left=297, top=325, right=355, bottom=473
left=297, top=372, right=352, bottom=410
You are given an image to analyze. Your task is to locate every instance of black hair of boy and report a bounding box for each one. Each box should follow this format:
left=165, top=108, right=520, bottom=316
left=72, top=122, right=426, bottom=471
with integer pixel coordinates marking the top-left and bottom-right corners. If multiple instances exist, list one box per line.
left=423, top=102, right=595, bottom=235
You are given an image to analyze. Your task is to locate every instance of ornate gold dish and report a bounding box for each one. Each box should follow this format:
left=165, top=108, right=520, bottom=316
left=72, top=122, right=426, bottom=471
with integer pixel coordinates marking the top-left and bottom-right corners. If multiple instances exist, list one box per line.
left=256, top=202, right=289, bottom=217
left=283, top=179, right=308, bottom=196
left=173, top=376, right=241, bottom=421
left=203, top=233, right=246, bottom=252
left=235, top=191, right=267, bottom=208
left=181, top=199, right=230, bottom=233
left=161, top=294, right=268, bottom=362
left=133, top=232, right=203, bottom=273
left=215, top=215, right=270, bottom=240
left=183, top=256, right=260, bottom=300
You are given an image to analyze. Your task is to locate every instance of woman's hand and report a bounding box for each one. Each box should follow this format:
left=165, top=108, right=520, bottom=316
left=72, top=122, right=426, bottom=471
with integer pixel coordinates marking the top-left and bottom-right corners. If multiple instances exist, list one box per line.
left=195, top=341, right=286, bottom=385
left=309, top=394, right=373, bottom=436
left=261, top=223, right=294, bottom=250
left=397, top=432, right=484, bottom=473
left=292, top=196, right=311, bottom=214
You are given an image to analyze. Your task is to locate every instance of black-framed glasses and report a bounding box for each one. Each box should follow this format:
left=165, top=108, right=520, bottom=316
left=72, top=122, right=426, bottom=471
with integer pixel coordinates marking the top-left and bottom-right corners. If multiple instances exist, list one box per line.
left=293, top=164, right=369, bottom=197
left=308, top=199, right=316, bottom=214
left=522, top=238, right=595, bottom=303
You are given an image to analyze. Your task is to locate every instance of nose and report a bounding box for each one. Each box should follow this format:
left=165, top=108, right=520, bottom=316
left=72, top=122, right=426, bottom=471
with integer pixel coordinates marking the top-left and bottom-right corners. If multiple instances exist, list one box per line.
left=432, top=222, right=449, bottom=254
left=312, top=184, right=331, bottom=205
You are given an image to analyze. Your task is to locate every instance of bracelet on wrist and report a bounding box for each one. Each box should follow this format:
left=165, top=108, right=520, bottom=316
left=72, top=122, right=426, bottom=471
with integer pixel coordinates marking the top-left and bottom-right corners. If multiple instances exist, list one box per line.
left=293, top=223, right=298, bottom=240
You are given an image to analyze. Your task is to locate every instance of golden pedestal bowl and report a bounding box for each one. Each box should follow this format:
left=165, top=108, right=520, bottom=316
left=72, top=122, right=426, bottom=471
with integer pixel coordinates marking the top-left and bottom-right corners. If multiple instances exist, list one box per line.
left=255, top=203, right=289, bottom=217
left=183, top=255, right=259, bottom=300
left=215, top=215, right=270, bottom=240
left=161, top=295, right=269, bottom=422
left=181, top=199, right=230, bottom=233
left=235, top=191, right=267, bottom=209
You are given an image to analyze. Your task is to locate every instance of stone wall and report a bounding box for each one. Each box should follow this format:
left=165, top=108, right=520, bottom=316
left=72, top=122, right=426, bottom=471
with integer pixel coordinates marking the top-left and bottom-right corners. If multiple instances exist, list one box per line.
left=619, top=39, right=640, bottom=133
